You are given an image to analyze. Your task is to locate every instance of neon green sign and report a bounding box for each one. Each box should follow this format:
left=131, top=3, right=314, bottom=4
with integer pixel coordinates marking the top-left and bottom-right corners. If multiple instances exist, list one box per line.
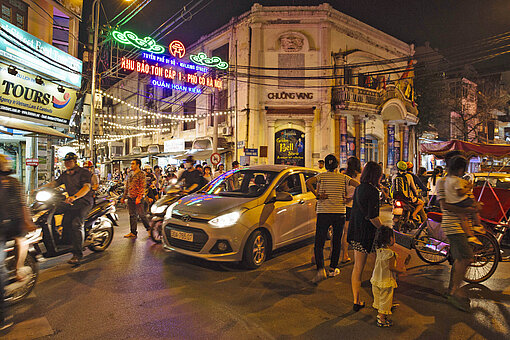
left=190, top=52, right=229, bottom=70
left=112, top=30, right=165, bottom=54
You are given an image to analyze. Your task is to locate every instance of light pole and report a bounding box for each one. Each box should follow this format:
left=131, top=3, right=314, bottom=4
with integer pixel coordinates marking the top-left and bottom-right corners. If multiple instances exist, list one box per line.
left=89, top=0, right=100, bottom=162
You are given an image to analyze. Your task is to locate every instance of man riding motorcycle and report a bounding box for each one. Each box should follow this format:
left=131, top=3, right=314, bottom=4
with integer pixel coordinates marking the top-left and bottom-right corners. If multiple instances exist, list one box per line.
left=392, top=161, right=426, bottom=222
left=41, top=152, right=92, bottom=265
left=177, top=156, right=205, bottom=194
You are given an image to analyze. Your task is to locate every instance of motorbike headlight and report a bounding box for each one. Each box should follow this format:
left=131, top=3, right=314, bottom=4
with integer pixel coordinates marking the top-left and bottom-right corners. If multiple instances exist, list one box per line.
left=208, top=211, right=241, bottom=228
left=151, top=204, right=168, bottom=214
left=164, top=202, right=179, bottom=220
left=36, top=191, right=52, bottom=202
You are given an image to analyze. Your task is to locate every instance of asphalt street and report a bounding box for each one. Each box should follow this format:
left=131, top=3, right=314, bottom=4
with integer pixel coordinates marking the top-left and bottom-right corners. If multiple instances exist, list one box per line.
left=4, top=206, right=510, bottom=340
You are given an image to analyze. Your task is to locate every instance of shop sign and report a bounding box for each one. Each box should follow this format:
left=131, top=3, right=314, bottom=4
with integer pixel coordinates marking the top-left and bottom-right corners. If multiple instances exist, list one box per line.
left=164, top=138, right=185, bottom=153
left=0, top=62, right=77, bottom=124
left=387, top=125, right=395, bottom=167
left=0, top=18, right=82, bottom=88
left=267, top=91, right=314, bottom=100
left=244, top=148, right=258, bottom=156
left=26, top=158, right=38, bottom=166
left=237, top=140, right=245, bottom=149
left=275, top=129, right=305, bottom=166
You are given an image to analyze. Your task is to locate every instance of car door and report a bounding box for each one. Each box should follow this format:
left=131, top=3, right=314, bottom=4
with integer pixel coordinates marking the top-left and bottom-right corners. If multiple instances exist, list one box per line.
left=273, top=172, right=313, bottom=245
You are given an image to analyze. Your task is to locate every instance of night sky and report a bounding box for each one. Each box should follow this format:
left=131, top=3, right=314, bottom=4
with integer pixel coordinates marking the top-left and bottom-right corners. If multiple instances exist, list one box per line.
left=87, top=0, right=510, bottom=71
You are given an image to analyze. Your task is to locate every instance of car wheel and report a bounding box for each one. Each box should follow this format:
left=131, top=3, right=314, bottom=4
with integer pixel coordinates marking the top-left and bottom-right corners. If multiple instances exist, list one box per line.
left=243, top=230, right=268, bottom=269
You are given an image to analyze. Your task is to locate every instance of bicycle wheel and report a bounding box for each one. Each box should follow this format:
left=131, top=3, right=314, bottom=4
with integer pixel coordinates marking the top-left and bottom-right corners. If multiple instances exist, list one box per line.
left=414, top=221, right=449, bottom=264
left=464, top=232, right=499, bottom=283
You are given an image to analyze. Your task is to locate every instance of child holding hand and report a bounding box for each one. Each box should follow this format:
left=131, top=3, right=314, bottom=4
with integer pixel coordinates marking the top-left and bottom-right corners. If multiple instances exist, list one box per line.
left=371, top=226, right=406, bottom=327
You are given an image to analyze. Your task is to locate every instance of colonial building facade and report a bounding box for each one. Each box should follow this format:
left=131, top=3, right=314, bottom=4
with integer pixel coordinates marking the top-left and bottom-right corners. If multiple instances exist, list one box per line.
left=103, top=4, right=418, bottom=171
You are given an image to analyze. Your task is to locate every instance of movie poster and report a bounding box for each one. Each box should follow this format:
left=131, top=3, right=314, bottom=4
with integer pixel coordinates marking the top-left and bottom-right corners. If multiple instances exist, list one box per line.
left=275, top=129, right=305, bottom=166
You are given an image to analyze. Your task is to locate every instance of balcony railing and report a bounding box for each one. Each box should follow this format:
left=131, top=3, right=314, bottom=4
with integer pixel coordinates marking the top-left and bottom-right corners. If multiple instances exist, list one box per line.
left=332, top=85, right=418, bottom=116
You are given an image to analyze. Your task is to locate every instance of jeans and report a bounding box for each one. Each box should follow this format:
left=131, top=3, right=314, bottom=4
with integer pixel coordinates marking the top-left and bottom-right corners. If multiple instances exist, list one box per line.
left=127, top=198, right=151, bottom=235
left=57, top=200, right=92, bottom=259
left=0, top=240, right=7, bottom=323
left=314, top=213, right=345, bottom=270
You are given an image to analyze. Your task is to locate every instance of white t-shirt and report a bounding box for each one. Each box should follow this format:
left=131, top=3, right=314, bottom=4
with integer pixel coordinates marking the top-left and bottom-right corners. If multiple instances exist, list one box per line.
left=370, top=248, right=397, bottom=288
left=428, top=176, right=438, bottom=196
left=444, top=175, right=468, bottom=204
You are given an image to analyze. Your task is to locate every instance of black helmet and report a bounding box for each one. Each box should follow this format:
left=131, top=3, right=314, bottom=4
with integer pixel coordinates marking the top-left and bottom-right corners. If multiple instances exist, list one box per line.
left=324, top=154, right=338, bottom=171
left=185, top=155, right=195, bottom=163
left=63, top=152, right=78, bottom=161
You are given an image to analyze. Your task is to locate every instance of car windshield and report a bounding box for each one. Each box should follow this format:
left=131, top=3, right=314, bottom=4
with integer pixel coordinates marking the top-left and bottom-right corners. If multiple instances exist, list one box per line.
left=199, top=169, right=279, bottom=197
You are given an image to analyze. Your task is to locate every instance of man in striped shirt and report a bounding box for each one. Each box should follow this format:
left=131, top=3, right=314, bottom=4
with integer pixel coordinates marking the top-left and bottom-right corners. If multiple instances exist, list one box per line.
left=307, top=154, right=359, bottom=283
left=437, top=151, right=473, bottom=312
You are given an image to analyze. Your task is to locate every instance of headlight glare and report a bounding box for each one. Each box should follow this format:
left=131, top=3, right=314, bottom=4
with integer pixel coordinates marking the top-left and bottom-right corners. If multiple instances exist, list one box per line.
left=36, top=191, right=52, bottom=202
left=208, top=211, right=241, bottom=228
left=151, top=204, right=168, bottom=214
left=164, top=202, right=179, bottom=219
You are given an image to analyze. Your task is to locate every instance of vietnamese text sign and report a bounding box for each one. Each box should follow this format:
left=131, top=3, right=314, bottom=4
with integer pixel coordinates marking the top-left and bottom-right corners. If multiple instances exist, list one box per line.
left=244, top=148, right=258, bottom=156
left=0, top=62, right=77, bottom=124
left=0, top=18, right=82, bottom=88
left=26, top=158, right=39, bottom=166
left=164, top=138, right=185, bottom=153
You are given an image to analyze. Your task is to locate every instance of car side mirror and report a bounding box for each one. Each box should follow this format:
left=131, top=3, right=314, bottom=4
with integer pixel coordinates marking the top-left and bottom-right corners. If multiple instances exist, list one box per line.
left=275, top=191, right=293, bottom=202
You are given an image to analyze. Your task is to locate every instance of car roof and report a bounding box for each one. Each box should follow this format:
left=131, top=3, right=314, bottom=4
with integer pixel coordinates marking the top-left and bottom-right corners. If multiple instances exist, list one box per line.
left=239, top=164, right=317, bottom=173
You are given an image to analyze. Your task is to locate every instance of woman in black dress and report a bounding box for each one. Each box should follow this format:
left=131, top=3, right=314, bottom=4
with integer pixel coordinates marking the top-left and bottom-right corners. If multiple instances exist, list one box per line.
left=347, top=161, right=383, bottom=312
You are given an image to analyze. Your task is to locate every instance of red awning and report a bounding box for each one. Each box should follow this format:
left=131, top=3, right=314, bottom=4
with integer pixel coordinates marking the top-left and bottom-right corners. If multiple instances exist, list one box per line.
left=420, top=140, right=510, bottom=159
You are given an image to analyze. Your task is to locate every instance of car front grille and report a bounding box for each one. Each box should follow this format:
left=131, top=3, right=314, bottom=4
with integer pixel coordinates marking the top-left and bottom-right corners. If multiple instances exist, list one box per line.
left=165, top=223, right=209, bottom=252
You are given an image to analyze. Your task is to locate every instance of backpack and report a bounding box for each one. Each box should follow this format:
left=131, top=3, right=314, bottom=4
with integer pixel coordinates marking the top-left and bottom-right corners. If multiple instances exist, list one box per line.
left=391, top=172, right=409, bottom=199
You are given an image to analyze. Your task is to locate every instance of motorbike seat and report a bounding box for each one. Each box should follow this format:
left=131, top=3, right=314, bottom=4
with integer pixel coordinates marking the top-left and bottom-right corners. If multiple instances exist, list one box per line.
left=427, top=212, right=442, bottom=223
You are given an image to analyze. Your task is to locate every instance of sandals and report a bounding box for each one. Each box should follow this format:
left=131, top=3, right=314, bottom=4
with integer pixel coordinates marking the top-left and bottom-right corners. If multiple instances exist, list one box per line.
left=377, top=315, right=393, bottom=327
left=353, top=302, right=365, bottom=312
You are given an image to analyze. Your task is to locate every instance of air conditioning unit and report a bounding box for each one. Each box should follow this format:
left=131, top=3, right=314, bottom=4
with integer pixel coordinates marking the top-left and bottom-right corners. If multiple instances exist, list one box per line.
left=221, top=126, right=233, bottom=136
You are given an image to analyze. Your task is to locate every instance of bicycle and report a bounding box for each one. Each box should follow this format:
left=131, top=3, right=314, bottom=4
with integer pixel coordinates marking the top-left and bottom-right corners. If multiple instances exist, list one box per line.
left=396, top=212, right=500, bottom=283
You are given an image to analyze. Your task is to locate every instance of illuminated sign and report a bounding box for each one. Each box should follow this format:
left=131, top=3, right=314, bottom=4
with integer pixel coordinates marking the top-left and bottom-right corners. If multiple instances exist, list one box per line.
left=151, top=79, right=202, bottom=94
left=142, top=53, right=208, bottom=73
left=112, top=30, right=165, bottom=54
left=0, top=18, right=82, bottom=88
left=121, top=57, right=222, bottom=89
left=0, top=62, right=77, bottom=124
left=190, top=52, right=228, bottom=70
left=169, top=40, right=186, bottom=58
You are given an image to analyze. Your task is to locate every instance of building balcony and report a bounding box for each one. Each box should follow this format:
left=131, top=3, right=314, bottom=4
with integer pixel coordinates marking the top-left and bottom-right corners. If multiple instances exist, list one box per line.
left=331, top=85, right=418, bottom=117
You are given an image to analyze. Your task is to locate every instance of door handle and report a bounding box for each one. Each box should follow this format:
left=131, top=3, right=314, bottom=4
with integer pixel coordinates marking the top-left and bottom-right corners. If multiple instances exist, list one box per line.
left=298, top=199, right=305, bottom=204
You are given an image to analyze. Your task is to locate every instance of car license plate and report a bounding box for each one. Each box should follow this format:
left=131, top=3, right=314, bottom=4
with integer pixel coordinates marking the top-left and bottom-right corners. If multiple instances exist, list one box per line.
left=393, top=208, right=403, bottom=215
left=170, top=230, right=193, bottom=242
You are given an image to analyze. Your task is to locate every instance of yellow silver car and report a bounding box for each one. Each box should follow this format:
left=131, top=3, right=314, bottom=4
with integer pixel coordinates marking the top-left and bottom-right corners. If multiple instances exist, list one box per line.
left=162, top=165, right=318, bottom=268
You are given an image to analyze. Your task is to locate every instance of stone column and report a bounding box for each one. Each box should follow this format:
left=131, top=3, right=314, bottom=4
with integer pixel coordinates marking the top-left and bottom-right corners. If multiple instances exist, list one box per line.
left=383, top=122, right=388, bottom=173
left=354, top=115, right=361, bottom=159
left=360, top=119, right=366, bottom=164
left=340, top=116, right=348, bottom=167
left=305, top=120, right=313, bottom=168
left=267, top=119, right=275, bottom=165
left=334, top=116, right=340, bottom=160
left=387, top=123, right=396, bottom=169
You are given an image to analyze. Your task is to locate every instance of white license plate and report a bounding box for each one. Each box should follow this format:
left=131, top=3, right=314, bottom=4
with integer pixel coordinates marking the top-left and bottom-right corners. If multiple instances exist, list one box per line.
left=393, top=208, right=403, bottom=215
left=170, top=230, right=194, bottom=242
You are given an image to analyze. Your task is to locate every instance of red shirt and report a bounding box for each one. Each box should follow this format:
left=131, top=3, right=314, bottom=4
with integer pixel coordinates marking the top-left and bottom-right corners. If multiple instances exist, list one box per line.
left=124, top=170, right=146, bottom=200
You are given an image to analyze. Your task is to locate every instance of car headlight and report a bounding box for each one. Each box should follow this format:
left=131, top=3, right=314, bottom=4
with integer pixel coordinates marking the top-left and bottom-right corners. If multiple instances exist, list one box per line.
left=164, top=202, right=179, bottom=220
left=36, top=191, right=52, bottom=202
left=208, top=211, right=241, bottom=228
left=151, top=204, right=168, bottom=214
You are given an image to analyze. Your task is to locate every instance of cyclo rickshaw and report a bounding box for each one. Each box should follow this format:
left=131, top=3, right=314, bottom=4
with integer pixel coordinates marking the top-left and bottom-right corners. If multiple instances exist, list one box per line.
left=398, top=140, right=510, bottom=283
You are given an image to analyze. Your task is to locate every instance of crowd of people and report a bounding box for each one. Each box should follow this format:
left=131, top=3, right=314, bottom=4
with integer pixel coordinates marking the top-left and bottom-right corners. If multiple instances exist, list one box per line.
left=0, top=150, right=484, bottom=331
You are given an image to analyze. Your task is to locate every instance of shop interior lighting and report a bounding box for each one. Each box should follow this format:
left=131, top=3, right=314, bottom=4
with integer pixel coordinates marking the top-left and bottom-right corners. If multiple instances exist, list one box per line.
left=35, top=76, right=44, bottom=85
left=8, top=65, right=17, bottom=75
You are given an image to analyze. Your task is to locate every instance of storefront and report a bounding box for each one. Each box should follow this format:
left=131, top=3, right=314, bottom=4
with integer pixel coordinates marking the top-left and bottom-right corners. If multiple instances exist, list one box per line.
left=0, top=17, right=81, bottom=190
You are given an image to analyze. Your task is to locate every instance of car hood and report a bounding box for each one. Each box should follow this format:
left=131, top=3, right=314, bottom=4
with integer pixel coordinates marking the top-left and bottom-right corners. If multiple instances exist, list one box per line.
left=172, top=194, right=256, bottom=220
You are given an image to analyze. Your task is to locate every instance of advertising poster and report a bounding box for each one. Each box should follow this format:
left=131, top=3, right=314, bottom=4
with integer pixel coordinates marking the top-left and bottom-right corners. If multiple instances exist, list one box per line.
left=403, top=126, right=409, bottom=161
left=387, top=125, right=395, bottom=167
left=347, top=137, right=355, bottom=157
left=395, top=140, right=401, bottom=164
left=275, top=129, right=305, bottom=166
left=360, top=120, right=366, bottom=164
left=340, top=116, right=347, bottom=166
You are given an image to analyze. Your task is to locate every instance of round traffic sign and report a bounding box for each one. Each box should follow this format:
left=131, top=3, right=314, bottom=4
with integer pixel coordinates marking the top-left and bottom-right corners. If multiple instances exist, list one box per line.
left=210, top=152, right=221, bottom=166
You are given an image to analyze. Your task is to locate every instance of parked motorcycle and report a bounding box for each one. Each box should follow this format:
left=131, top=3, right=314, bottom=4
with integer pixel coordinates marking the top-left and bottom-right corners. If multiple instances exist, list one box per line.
left=149, top=183, right=185, bottom=243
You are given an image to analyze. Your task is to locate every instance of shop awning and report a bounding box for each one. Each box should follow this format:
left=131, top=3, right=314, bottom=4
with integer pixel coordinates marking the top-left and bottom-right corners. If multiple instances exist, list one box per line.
left=0, top=118, right=71, bottom=138
left=420, top=140, right=510, bottom=159
left=174, top=148, right=231, bottom=161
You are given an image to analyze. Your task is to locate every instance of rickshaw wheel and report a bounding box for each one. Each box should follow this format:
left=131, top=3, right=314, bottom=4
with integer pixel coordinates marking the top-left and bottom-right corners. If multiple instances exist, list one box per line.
left=464, top=232, right=500, bottom=283
left=414, top=220, right=449, bottom=264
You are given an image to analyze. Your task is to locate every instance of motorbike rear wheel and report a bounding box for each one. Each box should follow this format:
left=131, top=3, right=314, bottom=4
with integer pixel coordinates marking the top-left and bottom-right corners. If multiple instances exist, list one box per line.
left=88, top=225, right=114, bottom=252
left=5, top=254, right=39, bottom=305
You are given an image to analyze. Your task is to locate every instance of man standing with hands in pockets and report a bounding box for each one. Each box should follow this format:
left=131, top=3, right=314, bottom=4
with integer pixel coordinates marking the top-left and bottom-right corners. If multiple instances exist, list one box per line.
left=122, top=159, right=151, bottom=238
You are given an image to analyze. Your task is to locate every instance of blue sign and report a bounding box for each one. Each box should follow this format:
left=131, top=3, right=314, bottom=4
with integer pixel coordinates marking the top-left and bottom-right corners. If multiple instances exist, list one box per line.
left=0, top=18, right=82, bottom=88
left=151, top=79, right=202, bottom=94
left=245, top=148, right=258, bottom=156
